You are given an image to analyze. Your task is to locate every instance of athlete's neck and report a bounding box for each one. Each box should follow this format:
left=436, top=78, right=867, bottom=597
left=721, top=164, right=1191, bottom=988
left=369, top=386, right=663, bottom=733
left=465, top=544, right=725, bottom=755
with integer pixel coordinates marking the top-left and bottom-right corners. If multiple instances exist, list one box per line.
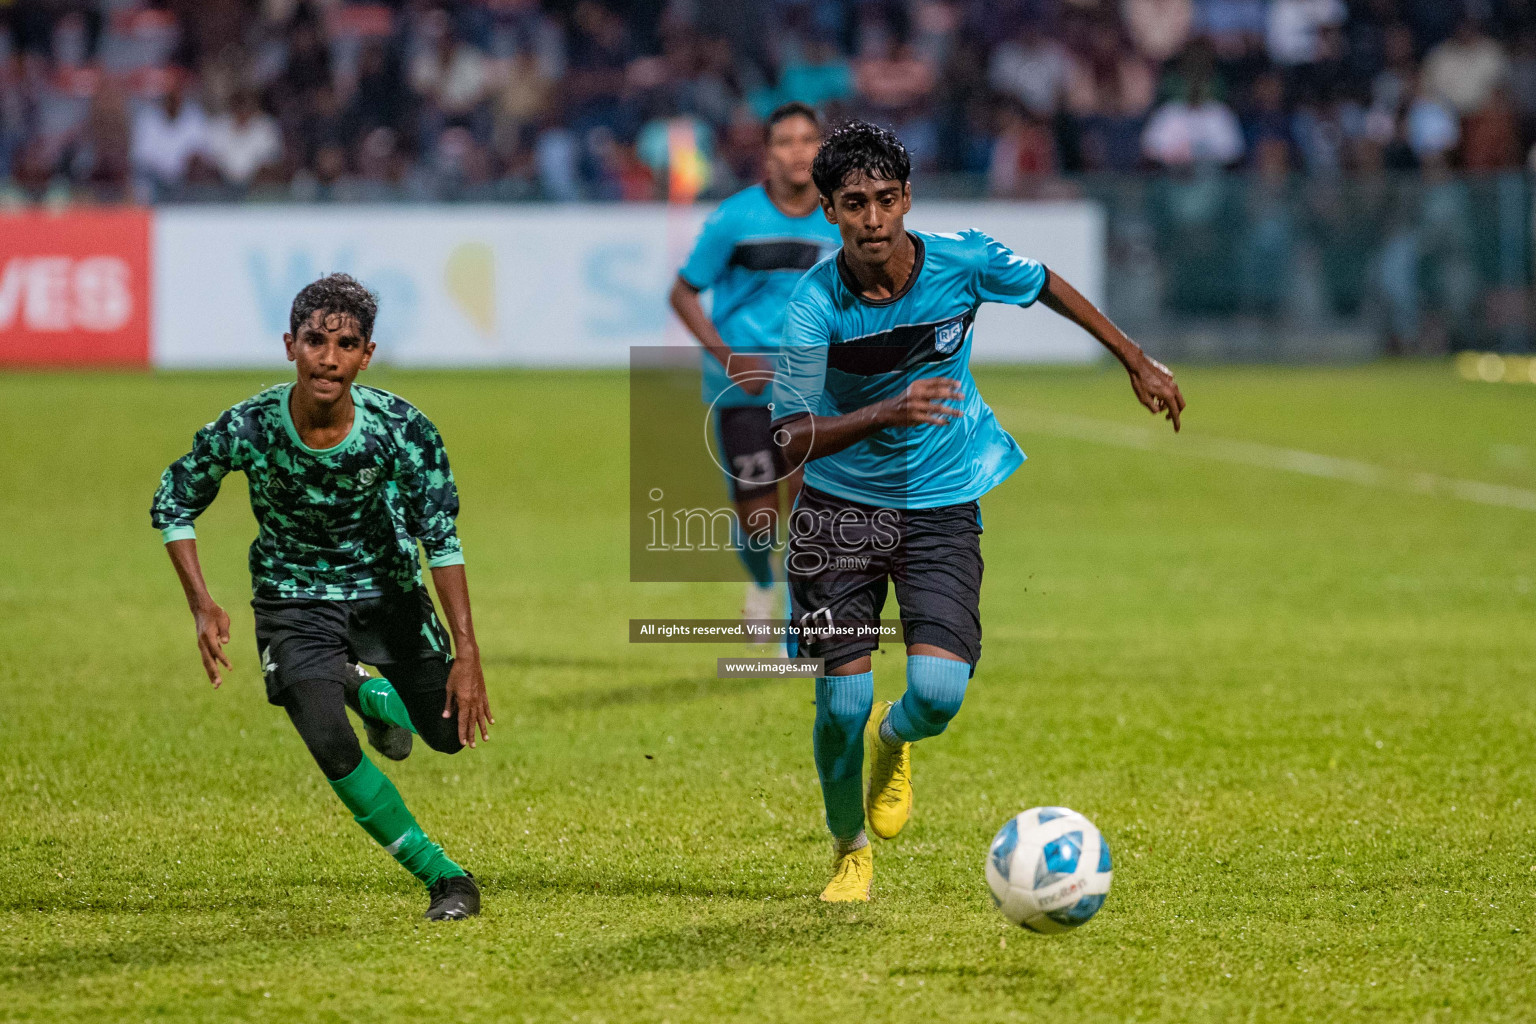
left=765, top=177, right=820, bottom=218
left=289, top=381, right=355, bottom=449
left=843, top=231, right=917, bottom=302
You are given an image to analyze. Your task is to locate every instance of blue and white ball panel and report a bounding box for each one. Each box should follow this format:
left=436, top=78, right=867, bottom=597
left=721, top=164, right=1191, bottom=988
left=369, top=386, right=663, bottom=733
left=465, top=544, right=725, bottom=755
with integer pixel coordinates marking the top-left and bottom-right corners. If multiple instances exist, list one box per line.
left=985, top=807, right=1113, bottom=933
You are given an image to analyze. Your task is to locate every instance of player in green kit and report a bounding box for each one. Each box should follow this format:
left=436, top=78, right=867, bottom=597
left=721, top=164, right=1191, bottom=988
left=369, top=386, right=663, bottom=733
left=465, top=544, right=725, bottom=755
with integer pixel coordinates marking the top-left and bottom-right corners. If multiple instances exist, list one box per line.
left=151, top=273, right=492, bottom=921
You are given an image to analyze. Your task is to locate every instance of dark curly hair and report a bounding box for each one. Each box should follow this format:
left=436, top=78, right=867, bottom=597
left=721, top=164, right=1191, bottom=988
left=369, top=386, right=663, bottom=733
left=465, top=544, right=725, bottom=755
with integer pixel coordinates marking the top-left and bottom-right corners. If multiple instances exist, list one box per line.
left=289, top=273, right=379, bottom=339
left=810, top=120, right=911, bottom=199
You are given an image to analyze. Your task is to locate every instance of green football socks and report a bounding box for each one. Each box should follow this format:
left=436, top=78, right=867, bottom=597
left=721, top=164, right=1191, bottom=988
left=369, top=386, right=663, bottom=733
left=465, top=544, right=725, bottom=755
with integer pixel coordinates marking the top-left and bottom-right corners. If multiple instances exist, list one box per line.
left=329, top=758, right=465, bottom=887
left=357, top=676, right=418, bottom=734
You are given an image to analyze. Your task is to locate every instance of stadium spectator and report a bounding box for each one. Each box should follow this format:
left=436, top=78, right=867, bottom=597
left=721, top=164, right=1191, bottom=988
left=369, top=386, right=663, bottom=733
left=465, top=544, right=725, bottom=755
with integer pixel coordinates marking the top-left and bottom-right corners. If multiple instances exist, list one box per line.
left=410, top=10, right=493, bottom=143
left=1195, top=0, right=1267, bottom=60
left=769, top=38, right=855, bottom=112
left=1265, top=0, right=1347, bottom=67
left=855, top=41, right=936, bottom=114
left=1461, top=84, right=1522, bottom=170
left=1241, top=72, right=1292, bottom=166
left=1065, top=18, right=1156, bottom=121
left=1142, top=76, right=1245, bottom=168
left=1404, top=79, right=1460, bottom=163
left=1122, top=0, right=1194, bottom=64
left=77, top=77, right=132, bottom=201
left=205, top=90, right=282, bottom=188
left=1066, top=18, right=1156, bottom=172
left=1506, top=28, right=1536, bottom=148
left=129, top=80, right=212, bottom=199
left=8, top=0, right=1536, bottom=200
left=988, top=101, right=1058, bottom=196
left=345, top=40, right=410, bottom=144
left=1370, top=22, right=1419, bottom=118
left=1422, top=18, right=1510, bottom=116
left=534, top=116, right=581, bottom=200
left=988, top=22, right=1071, bottom=119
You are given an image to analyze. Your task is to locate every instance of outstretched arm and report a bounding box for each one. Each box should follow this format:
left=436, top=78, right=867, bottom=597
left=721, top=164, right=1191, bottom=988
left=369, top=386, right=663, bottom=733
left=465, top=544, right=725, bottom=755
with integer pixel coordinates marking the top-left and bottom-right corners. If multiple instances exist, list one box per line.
left=668, top=277, right=770, bottom=396
left=1040, top=271, right=1185, bottom=431
left=430, top=563, right=493, bottom=748
left=164, top=538, right=232, bottom=688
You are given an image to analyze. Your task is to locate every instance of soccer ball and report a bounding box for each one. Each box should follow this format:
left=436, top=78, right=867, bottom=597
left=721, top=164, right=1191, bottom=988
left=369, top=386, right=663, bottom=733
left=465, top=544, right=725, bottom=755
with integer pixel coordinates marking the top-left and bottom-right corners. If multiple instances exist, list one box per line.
left=985, top=806, right=1112, bottom=933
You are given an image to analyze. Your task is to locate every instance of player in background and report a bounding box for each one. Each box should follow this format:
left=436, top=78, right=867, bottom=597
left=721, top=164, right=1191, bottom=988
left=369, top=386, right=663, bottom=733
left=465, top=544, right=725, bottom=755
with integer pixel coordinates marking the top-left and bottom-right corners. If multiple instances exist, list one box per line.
left=772, top=122, right=1184, bottom=901
left=150, top=274, right=493, bottom=921
left=669, top=102, right=842, bottom=629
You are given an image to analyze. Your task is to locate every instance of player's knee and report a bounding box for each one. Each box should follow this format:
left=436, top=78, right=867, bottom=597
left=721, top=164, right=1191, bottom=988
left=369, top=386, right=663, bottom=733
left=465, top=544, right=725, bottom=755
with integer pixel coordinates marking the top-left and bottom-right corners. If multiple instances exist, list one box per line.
left=419, top=720, right=464, bottom=755
left=905, top=687, right=965, bottom=735
left=817, top=673, right=873, bottom=723
left=311, top=731, right=364, bottom=781
left=897, top=655, right=970, bottom=739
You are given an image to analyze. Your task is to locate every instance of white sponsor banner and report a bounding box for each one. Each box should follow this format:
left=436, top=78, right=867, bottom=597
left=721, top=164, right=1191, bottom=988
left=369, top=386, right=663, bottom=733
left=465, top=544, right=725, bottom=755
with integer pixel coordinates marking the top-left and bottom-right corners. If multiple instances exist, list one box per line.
left=153, top=202, right=1103, bottom=368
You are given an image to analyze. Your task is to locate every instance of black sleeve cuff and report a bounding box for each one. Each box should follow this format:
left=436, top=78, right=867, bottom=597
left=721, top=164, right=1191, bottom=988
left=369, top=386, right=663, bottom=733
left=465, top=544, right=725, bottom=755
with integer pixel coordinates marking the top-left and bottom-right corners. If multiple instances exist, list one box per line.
left=1025, top=265, right=1050, bottom=307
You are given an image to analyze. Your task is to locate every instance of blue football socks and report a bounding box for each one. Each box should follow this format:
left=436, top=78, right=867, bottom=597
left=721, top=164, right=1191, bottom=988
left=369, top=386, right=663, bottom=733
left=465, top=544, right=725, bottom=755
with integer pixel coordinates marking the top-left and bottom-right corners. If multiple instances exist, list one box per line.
left=886, top=655, right=970, bottom=742
left=813, top=671, right=874, bottom=841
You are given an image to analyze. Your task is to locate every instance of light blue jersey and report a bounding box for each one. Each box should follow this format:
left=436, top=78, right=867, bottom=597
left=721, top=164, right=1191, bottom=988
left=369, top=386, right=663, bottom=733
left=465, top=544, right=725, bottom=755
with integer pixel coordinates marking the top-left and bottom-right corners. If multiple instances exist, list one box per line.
left=679, top=184, right=842, bottom=408
left=771, top=229, right=1049, bottom=509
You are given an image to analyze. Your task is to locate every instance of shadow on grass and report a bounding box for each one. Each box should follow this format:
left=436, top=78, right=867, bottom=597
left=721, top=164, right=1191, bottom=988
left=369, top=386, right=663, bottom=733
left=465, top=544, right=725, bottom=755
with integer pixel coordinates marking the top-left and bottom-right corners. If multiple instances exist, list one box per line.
left=0, top=909, right=368, bottom=982
left=479, top=651, right=633, bottom=673
left=480, top=865, right=799, bottom=903
left=549, top=906, right=862, bottom=978
left=546, top=909, right=1048, bottom=996
left=531, top=673, right=795, bottom=712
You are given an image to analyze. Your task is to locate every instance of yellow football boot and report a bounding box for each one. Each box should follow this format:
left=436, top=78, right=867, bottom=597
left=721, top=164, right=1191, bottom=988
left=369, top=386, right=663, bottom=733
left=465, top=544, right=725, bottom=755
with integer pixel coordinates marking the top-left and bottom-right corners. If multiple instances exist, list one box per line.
left=864, top=700, right=913, bottom=839
left=819, top=844, right=873, bottom=902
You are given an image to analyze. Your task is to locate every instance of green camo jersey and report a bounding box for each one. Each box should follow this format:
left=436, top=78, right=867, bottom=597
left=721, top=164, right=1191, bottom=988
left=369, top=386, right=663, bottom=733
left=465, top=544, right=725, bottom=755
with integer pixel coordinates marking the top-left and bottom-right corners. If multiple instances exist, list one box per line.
left=151, top=383, right=464, bottom=600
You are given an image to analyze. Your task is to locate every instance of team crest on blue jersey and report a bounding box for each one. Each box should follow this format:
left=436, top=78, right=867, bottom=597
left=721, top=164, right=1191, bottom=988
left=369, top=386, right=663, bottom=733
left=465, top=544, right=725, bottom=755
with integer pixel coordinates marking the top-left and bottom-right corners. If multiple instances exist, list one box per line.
left=934, top=317, right=966, bottom=354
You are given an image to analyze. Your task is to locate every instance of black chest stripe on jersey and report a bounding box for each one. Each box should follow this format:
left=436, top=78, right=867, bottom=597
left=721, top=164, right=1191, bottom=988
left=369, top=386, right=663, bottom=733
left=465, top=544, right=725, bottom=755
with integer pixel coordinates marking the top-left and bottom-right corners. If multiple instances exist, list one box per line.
left=728, top=239, right=826, bottom=272
left=826, top=311, right=975, bottom=376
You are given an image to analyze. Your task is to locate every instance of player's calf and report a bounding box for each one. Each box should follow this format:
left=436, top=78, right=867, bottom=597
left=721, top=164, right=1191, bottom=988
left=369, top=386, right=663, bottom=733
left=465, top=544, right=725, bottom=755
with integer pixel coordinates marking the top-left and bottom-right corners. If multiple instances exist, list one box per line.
left=864, top=655, right=969, bottom=840
left=813, top=670, right=874, bottom=843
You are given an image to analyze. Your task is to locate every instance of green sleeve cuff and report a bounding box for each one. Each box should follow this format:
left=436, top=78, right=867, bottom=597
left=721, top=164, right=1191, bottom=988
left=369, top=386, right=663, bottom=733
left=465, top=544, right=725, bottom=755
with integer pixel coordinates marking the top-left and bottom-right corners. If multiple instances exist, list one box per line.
left=427, top=550, right=465, bottom=569
left=161, top=525, right=197, bottom=544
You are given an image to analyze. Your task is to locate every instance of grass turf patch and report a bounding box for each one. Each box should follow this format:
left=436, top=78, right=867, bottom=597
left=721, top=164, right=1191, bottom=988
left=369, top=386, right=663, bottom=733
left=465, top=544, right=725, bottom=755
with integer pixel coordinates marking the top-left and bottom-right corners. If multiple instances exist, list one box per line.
left=2, top=363, right=1533, bottom=1022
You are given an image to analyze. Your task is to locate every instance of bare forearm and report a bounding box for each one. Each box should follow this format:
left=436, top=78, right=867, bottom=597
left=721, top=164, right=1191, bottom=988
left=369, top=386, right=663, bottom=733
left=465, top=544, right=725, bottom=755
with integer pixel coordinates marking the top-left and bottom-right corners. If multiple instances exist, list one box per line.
left=1041, top=269, right=1186, bottom=430
left=165, top=537, right=232, bottom=685
left=429, top=563, right=480, bottom=660
left=776, top=377, right=964, bottom=465
left=1039, top=271, right=1145, bottom=369
left=777, top=405, right=889, bottom=465
left=165, top=538, right=215, bottom=610
left=668, top=278, right=733, bottom=367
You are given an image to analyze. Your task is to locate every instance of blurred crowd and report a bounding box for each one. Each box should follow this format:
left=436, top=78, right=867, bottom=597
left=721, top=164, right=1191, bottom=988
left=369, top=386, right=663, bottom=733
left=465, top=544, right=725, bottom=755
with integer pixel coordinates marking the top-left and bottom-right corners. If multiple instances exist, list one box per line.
left=6, top=0, right=1536, bottom=203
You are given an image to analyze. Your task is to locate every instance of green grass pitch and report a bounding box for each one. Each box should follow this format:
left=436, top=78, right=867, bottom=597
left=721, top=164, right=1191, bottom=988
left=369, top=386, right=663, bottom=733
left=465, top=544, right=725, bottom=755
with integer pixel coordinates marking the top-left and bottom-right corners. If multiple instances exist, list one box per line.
left=2, top=362, right=1534, bottom=1022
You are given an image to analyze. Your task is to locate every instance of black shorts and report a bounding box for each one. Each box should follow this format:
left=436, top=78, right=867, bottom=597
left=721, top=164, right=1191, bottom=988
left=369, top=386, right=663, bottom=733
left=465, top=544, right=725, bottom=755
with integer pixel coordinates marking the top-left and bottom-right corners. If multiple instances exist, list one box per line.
left=716, top=406, right=789, bottom=502
left=251, top=589, right=453, bottom=706
left=786, top=485, right=983, bottom=674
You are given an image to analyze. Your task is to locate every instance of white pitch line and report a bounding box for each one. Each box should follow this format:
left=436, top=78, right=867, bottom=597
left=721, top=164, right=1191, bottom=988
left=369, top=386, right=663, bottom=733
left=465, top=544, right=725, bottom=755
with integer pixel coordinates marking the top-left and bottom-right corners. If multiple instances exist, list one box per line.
left=1002, top=409, right=1536, bottom=514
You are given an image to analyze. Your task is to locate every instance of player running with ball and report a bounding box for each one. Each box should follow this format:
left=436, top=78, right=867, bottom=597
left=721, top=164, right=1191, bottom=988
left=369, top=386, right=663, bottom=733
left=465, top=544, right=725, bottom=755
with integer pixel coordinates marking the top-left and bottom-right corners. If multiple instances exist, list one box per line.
left=772, top=123, right=1185, bottom=901
left=151, top=274, right=492, bottom=920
